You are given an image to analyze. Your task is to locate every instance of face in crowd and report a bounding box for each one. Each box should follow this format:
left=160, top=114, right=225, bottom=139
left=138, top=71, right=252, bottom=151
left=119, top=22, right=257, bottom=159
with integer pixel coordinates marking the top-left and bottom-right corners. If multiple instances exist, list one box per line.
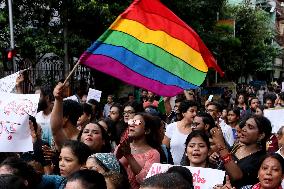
left=59, top=147, right=82, bottom=177
left=206, top=104, right=219, bottom=121
left=238, top=95, right=245, bottom=105
left=185, top=131, right=209, bottom=168
left=128, top=115, right=148, bottom=139
left=59, top=141, right=91, bottom=178
left=182, top=106, right=197, bottom=124
left=80, top=123, right=105, bottom=153
left=227, top=110, right=239, bottom=125
left=109, top=106, right=120, bottom=122
left=239, top=117, right=264, bottom=146
left=257, top=155, right=284, bottom=189
left=250, top=98, right=259, bottom=111
left=265, top=99, right=274, bottom=109
left=123, top=105, right=135, bottom=123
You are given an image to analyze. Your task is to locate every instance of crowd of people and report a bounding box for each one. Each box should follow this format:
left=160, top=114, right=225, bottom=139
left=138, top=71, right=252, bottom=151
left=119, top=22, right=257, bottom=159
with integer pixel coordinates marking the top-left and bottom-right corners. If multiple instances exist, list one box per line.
left=1, top=76, right=284, bottom=189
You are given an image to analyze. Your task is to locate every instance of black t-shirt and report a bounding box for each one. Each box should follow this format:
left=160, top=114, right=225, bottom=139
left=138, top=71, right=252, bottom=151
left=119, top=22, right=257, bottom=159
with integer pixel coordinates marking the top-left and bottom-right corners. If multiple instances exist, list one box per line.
left=231, top=150, right=266, bottom=189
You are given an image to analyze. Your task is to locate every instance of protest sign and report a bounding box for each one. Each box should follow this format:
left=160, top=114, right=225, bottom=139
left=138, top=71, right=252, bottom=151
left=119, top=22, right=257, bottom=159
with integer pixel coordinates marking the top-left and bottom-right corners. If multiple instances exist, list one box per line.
left=64, top=95, right=79, bottom=102
left=0, top=71, right=20, bottom=93
left=264, top=108, right=284, bottom=133
left=0, top=92, right=40, bottom=152
left=146, top=163, right=225, bottom=189
left=87, top=88, right=102, bottom=102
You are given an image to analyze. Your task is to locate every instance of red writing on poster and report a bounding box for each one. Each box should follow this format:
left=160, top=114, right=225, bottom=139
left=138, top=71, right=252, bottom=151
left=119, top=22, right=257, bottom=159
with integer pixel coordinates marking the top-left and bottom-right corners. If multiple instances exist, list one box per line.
left=4, top=99, right=34, bottom=116
left=192, top=170, right=206, bottom=184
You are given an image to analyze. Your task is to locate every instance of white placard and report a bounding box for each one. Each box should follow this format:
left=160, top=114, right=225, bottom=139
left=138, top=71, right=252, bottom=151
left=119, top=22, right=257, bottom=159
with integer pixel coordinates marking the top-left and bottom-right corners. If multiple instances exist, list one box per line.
left=87, top=88, right=102, bottom=102
left=0, top=92, right=40, bottom=152
left=146, top=163, right=225, bottom=189
left=264, top=108, right=284, bottom=133
left=0, top=71, right=20, bottom=93
left=282, top=82, right=284, bottom=92
left=64, top=95, right=79, bottom=102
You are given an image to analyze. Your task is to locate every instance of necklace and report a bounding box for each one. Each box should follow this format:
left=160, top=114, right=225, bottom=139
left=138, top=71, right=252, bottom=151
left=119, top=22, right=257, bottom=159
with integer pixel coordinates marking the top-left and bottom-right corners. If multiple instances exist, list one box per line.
left=236, top=146, right=259, bottom=160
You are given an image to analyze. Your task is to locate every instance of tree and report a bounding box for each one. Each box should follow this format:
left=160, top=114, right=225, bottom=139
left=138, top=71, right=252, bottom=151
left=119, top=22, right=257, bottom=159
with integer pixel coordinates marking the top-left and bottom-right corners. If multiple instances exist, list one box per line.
left=0, top=0, right=279, bottom=85
left=215, top=4, right=280, bottom=81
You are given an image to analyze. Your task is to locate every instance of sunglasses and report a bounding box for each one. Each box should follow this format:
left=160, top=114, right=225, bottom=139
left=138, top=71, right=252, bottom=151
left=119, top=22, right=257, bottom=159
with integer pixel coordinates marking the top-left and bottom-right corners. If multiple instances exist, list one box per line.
left=128, top=119, right=142, bottom=126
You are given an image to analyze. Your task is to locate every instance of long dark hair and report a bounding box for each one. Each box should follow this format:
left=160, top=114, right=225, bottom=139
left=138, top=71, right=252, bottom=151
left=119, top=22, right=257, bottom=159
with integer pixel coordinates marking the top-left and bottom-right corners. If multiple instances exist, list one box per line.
left=135, top=113, right=161, bottom=149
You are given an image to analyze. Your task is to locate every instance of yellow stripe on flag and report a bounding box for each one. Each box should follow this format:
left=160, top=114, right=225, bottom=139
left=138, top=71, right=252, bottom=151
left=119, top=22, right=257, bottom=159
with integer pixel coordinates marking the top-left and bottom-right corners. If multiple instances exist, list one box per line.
left=110, top=18, right=208, bottom=72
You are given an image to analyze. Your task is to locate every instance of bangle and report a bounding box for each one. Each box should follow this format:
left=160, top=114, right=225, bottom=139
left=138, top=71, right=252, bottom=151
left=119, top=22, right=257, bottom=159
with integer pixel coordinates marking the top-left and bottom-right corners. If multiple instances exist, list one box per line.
left=221, top=153, right=232, bottom=164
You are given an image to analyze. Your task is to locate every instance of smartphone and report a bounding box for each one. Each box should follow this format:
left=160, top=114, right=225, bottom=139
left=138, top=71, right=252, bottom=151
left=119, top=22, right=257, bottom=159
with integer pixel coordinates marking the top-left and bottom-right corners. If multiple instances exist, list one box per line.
left=208, top=95, right=213, bottom=102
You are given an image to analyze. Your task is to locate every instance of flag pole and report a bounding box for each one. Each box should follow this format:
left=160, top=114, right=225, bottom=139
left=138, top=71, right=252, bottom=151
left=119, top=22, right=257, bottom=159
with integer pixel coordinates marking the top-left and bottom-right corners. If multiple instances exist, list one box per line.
left=63, top=60, right=80, bottom=86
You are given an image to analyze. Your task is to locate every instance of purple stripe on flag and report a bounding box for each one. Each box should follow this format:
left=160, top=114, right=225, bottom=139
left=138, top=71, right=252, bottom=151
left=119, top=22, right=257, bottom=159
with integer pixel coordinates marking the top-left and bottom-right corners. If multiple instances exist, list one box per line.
left=81, top=52, right=183, bottom=97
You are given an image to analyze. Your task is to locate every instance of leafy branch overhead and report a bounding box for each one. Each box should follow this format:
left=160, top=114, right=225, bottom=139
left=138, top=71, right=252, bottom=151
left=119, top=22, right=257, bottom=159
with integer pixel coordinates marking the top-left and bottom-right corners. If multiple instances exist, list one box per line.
left=0, top=0, right=280, bottom=82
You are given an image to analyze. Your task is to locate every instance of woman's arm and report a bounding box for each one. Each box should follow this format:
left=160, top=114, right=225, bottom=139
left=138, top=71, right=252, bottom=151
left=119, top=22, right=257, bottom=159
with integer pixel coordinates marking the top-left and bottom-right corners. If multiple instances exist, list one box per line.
left=162, top=136, right=170, bottom=149
left=134, top=150, right=160, bottom=184
left=125, top=154, right=143, bottom=175
left=211, top=128, right=243, bottom=181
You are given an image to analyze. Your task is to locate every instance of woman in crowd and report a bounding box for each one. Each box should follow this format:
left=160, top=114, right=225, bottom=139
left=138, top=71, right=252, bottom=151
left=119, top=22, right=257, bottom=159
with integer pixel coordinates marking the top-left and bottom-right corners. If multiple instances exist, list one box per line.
left=163, top=100, right=198, bottom=165
left=87, top=99, right=103, bottom=122
left=115, top=113, right=161, bottom=189
left=78, top=121, right=111, bottom=153
left=181, top=130, right=210, bottom=167
left=107, top=103, right=125, bottom=145
left=246, top=153, right=284, bottom=189
left=216, top=153, right=284, bottom=189
left=210, top=115, right=272, bottom=188
left=85, top=153, right=121, bottom=174
left=59, top=140, right=91, bottom=178
left=119, top=101, right=142, bottom=144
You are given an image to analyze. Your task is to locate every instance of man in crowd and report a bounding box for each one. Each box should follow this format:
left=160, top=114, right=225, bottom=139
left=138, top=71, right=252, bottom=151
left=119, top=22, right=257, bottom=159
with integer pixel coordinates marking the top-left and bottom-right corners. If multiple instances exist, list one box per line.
left=103, top=95, right=114, bottom=118
left=35, top=86, right=54, bottom=146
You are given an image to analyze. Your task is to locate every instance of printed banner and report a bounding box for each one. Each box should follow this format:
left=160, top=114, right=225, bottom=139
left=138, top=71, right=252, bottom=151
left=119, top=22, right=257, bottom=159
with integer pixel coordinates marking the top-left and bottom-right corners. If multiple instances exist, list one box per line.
left=87, top=88, right=102, bottom=102
left=146, top=163, right=225, bottom=189
left=264, top=108, right=284, bottom=133
left=0, top=92, right=40, bottom=152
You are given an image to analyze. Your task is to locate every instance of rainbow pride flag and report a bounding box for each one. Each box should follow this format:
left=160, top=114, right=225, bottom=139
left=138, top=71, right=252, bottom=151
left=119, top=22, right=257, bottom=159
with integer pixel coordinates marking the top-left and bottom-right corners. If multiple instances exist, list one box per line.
left=80, top=0, right=224, bottom=97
